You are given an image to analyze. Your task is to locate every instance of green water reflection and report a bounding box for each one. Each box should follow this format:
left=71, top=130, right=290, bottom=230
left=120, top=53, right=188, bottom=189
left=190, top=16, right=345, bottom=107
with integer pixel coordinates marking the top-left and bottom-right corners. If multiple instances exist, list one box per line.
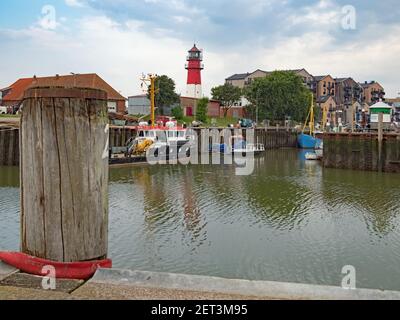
left=1, top=150, right=400, bottom=290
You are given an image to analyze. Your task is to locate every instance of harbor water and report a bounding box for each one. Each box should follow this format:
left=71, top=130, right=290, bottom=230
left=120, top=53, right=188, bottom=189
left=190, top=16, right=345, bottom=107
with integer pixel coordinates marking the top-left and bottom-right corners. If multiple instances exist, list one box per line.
left=1, top=149, right=400, bottom=291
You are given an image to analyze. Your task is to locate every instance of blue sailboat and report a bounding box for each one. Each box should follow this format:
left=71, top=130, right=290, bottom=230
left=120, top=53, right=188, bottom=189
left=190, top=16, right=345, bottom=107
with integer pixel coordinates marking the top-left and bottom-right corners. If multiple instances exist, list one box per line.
left=298, top=94, right=322, bottom=149
left=298, top=133, right=321, bottom=149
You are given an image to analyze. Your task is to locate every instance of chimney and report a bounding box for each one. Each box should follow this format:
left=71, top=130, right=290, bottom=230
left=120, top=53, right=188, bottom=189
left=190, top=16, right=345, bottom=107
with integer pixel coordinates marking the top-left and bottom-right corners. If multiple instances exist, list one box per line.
left=56, top=74, right=60, bottom=80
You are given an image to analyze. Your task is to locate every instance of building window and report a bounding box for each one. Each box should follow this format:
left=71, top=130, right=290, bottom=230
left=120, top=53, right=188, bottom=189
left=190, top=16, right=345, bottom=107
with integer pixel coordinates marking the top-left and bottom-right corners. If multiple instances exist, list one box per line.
left=107, top=101, right=117, bottom=113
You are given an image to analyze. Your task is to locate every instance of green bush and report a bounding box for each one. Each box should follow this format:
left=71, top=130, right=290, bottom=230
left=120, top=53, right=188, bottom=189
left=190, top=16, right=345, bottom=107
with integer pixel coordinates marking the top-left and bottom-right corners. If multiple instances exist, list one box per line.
left=171, top=106, right=184, bottom=120
left=196, top=97, right=209, bottom=123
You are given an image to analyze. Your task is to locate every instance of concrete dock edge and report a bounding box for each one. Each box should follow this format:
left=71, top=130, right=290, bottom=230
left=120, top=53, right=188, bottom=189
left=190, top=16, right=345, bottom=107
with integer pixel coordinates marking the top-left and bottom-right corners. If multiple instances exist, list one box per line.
left=0, top=261, right=18, bottom=281
left=88, top=268, right=400, bottom=300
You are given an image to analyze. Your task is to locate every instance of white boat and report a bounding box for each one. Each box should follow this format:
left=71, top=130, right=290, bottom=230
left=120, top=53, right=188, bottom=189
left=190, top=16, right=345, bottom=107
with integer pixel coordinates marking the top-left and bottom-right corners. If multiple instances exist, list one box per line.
left=127, top=125, right=191, bottom=156
left=231, top=135, right=265, bottom=155
left=305, top=152, right=319, bottom=161
left=305, top=141, right=323, bottom=161
left=209, top=135, right=265, bottom=155
left=233, top=143, right=265, bottom=155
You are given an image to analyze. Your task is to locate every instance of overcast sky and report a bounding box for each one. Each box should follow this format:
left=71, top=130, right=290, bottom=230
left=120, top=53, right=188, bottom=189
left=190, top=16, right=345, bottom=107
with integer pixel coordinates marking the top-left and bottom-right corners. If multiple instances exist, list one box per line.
left=0, top=0, right=399, bottom=98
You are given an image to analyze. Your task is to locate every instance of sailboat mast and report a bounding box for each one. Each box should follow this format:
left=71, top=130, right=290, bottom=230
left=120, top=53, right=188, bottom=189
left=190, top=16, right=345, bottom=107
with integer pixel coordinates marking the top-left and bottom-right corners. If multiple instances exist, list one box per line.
left=309, top=94, right=315, bottom=136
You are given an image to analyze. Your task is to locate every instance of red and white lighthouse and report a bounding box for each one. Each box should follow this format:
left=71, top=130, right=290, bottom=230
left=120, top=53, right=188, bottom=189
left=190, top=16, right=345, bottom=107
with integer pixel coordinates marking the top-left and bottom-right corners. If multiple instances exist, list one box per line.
left=185, top=44, right=204, bottom=99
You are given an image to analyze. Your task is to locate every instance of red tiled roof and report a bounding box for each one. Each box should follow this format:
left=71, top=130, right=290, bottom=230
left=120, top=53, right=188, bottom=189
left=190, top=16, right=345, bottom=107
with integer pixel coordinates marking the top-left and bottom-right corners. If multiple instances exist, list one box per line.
left=2, top=78, right=34, bottom=102
left=2, top=73, right=126, bottom=102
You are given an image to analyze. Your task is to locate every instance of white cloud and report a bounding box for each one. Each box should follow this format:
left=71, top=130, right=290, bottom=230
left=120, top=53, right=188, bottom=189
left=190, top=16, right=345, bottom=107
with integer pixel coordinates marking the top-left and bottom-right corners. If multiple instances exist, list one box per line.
left=0, top=14, right=399, bottom=98
left=287, top=0, right=341, bottom=29
left=65, top=0, right=85, bottom=7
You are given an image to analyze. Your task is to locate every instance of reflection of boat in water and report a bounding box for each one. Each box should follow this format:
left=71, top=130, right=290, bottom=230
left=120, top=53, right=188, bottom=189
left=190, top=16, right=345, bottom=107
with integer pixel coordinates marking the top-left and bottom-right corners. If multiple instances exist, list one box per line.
left=210, top=135, right=265, bottom=155
left=298, top=94, right=323, bottom=149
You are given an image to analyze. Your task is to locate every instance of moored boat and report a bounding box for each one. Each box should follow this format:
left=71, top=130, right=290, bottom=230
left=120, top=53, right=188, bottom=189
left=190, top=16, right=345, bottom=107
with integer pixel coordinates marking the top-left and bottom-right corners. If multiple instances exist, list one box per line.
left=298, top=133, right=322, bottom=149
left=210, top=135, right=265, bottom=155
left=298, top=94, right=323, bottom=149
left=127, top=124, right=192, bottom=158
left=305, top=152, right=319, bottom=160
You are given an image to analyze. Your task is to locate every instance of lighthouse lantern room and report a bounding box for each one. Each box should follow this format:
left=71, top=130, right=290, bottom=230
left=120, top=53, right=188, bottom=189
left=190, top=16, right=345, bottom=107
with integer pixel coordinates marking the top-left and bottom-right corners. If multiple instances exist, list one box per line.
left=185, top=44, right=204, bottom=99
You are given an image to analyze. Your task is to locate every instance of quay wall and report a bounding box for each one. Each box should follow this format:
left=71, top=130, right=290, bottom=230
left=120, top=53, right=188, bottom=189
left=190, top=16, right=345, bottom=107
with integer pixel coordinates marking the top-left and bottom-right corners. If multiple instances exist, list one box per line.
left=0, top=126, right=297, bottom=167
left=3, top=127, right=400, bottom=173
left=110, top=126, right=298, bottom=150
left=321, top=133, right=400, bottom=173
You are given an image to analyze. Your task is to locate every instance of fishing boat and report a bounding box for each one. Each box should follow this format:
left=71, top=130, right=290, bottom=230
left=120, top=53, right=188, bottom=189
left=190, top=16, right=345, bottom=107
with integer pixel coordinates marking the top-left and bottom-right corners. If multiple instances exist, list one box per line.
left=127, top=124, right=192, bottom=157
left=298, top=94, right=323, bottom=149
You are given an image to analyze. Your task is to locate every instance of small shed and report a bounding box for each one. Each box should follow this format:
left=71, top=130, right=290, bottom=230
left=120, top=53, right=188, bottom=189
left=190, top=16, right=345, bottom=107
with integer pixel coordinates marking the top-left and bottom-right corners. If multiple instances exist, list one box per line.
left=369, top=101, right=393, bottom=129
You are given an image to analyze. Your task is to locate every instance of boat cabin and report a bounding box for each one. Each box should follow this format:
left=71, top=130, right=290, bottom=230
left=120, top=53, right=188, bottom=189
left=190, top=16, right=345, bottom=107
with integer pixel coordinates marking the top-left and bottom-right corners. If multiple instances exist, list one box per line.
left=136, top=126, right=189, bottom=145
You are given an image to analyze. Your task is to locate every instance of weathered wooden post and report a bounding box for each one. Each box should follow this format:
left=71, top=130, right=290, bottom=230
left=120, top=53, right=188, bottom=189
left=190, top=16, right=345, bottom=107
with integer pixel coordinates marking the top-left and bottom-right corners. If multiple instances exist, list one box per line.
left=0, top=128, right=5, bottom=166
left=378, top=112, right=383, bottom=172
left=20, top=87, right=109, bottom=263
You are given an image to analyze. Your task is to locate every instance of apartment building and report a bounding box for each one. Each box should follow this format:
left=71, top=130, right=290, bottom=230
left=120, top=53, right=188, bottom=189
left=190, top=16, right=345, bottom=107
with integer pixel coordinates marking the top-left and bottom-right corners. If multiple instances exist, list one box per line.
left=360, top=81, right=385, bottom=105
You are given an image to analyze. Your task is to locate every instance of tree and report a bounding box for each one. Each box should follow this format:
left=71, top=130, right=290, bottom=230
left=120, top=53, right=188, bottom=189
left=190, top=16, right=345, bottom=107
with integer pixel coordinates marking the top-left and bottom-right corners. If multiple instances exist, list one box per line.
left=211, top=83, right=242, bottom=117
left=244, top=71, right=311, bottom=123
left=196, top=97, right=209, bottom=123
left=171, top=105, right=184, bottom=120
left=148, top=75, right=180, bottom=115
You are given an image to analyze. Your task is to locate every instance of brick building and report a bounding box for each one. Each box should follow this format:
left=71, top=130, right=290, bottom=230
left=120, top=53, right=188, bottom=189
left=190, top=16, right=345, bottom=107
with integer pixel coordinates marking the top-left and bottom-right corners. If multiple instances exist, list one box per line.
left=0, top=73, right=127, bottom=114
left=360, top=81, right=385, bottom=105
left=180, top=96, right=224, bottom=118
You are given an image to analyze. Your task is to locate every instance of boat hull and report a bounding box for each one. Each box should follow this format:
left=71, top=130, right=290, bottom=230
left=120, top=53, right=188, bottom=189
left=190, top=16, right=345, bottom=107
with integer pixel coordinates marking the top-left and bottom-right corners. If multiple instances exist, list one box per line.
left=298, top=134, right=322, bottom=149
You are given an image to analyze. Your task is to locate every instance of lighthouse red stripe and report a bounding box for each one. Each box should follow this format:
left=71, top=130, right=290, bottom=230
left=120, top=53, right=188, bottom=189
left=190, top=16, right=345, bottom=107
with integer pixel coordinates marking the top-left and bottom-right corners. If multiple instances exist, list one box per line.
left=187, top=71, right=202, bottom=85
left=186, top=59, right=203, bottom=85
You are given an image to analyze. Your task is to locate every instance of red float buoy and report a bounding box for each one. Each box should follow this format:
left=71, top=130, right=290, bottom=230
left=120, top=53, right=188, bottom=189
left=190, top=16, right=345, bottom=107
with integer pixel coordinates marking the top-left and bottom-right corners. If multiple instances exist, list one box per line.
left=0, top=251, right=112, bottom=280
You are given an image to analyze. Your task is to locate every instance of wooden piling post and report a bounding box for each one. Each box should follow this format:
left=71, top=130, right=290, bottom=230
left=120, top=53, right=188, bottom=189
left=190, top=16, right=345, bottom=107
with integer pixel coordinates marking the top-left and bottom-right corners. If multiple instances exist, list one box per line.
left=0, top=128, right=5, bottom=166
left=7, top=129, right=15, bottom=166
left=378, top=112, right=383, bottom=172
left=20, top=87, right=109, bottom=262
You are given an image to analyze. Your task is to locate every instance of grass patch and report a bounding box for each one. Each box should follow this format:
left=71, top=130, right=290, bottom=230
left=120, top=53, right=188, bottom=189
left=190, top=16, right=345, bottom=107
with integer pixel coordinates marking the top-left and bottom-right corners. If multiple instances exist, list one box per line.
left=179, top=116, right=238, bottom=128
left=0, top=114, right=20, bottom=118
left=130, top=114, right=239, bottom=128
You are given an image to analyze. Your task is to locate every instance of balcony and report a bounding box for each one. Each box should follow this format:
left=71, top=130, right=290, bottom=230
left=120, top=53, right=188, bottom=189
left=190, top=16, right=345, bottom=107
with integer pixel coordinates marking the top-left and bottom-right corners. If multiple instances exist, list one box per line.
left=185, top=63, right=204, bottom=69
